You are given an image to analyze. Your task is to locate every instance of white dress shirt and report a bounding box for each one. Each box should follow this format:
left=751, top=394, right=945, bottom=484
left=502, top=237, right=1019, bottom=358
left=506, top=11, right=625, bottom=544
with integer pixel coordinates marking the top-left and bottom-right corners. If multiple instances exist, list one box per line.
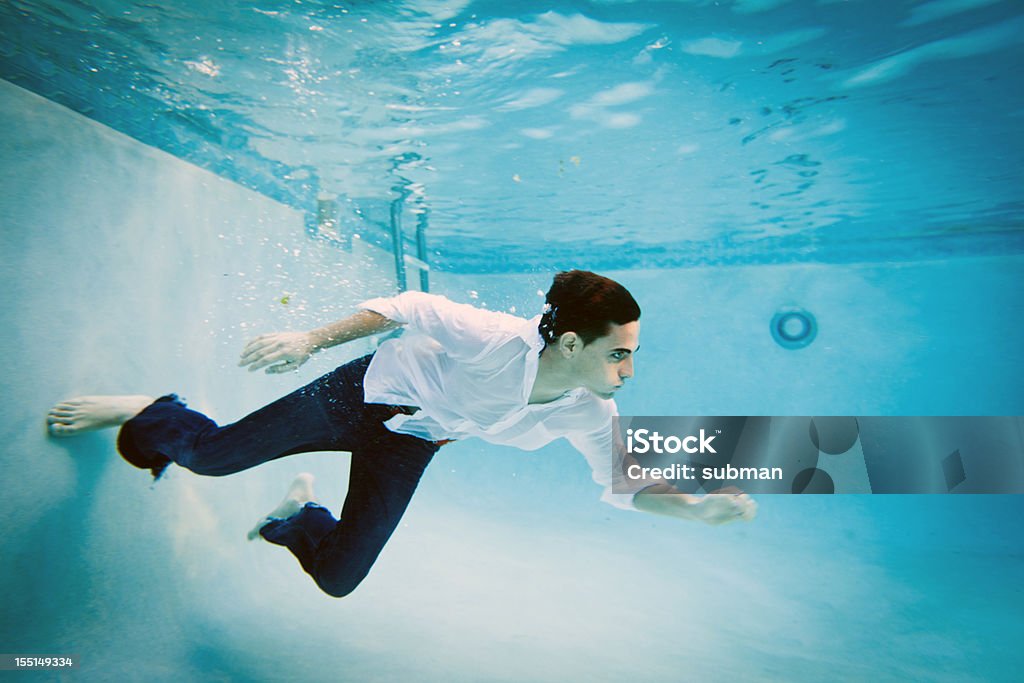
left=357, top=291, right=653, bottom=510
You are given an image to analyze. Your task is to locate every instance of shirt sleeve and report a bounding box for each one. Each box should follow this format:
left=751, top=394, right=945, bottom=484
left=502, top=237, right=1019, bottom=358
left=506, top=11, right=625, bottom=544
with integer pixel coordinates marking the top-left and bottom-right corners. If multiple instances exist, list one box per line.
left=567, top=401, right=666, bottom=511
left=357, top=291, right=515, bottom=363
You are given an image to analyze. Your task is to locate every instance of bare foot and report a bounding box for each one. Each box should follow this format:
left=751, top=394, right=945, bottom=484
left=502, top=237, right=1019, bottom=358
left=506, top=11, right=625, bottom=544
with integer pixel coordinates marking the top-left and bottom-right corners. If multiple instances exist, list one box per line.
left=247, top=472, right=318, bottom=541
left=46, top=395, right=155, bottom=437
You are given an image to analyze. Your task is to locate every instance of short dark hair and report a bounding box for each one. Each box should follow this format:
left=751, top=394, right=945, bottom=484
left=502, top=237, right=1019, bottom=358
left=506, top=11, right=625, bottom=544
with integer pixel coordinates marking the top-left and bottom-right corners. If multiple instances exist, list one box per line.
left=538, top=270, right=641, bottom=346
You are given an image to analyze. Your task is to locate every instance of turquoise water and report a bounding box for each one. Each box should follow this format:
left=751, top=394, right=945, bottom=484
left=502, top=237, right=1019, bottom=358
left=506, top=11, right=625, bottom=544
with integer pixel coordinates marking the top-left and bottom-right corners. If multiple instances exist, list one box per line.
left=2, top=1, right=1023, bottom=681
left=3, top=0, right=1023, bottom=268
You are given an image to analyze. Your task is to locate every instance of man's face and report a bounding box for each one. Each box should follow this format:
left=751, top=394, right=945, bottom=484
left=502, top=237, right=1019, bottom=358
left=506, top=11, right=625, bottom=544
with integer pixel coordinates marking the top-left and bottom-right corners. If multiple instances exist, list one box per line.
left=567, top=320, right=640, bottom=399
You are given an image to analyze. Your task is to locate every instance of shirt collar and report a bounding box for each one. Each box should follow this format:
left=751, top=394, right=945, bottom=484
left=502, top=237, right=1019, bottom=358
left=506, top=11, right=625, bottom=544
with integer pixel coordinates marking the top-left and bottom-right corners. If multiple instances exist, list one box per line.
left=520, top=315, right=543, bottom=404
left=520, top=314, right=545, bottom=352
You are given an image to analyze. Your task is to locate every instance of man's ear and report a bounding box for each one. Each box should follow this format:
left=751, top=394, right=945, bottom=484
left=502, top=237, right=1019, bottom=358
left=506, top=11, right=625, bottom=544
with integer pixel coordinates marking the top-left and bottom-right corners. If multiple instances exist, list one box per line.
left=558, top=331, right=580, bottom=357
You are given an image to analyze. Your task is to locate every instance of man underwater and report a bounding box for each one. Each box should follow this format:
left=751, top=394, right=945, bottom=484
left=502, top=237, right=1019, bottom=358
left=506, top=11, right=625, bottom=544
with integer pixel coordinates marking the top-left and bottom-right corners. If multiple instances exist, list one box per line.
left=47, top=270, right=755, bottom=598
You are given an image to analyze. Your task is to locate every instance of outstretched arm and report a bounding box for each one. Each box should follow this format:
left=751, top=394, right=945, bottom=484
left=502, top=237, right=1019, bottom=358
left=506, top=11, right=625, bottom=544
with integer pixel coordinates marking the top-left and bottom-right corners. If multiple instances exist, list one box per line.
left=618, top=440, right=758, bottom=524
left=571, top=417, right=757, bottom=524
left=308, top=309, right=400, bottom=350
left=238, top=310, right=399, bottom=374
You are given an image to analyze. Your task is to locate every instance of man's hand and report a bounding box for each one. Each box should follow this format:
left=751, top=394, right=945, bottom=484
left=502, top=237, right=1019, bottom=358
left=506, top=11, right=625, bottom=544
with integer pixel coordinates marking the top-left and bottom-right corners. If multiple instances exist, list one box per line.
left=693, top=489, right=758, bottom=525
left=238, top=331, right=317, bottom=374
left=633, top=483, right=758, bottom=524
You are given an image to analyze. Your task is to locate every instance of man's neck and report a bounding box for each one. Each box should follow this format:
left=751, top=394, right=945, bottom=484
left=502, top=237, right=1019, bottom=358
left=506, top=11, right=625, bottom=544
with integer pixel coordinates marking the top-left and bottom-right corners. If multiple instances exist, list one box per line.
left=528, top=347, right=575, bottom=404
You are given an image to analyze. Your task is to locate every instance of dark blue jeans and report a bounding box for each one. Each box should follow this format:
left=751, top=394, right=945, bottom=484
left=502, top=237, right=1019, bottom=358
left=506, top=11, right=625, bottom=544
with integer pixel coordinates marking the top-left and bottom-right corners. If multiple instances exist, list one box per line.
left=116, top=354, right=442, bottom=598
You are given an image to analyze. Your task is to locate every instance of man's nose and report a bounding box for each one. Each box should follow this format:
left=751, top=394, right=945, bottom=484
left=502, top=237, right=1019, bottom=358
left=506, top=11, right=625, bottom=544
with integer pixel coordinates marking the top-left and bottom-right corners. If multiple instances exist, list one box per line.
left=620, top=357, right=634, bottom=379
